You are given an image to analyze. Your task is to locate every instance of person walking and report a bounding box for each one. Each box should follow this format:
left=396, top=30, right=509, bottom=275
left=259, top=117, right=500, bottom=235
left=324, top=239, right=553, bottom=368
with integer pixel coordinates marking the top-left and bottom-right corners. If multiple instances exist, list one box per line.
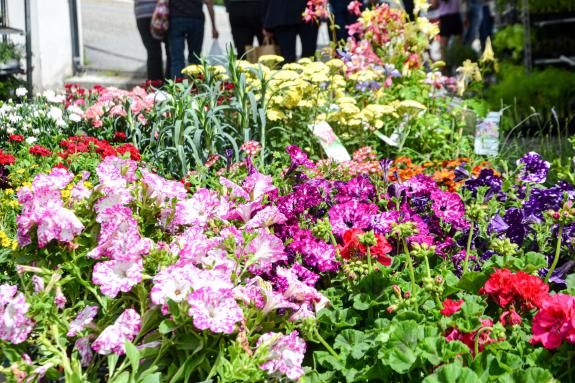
left=463, top=0, right=485, bottom=46
left=169, top=0, right=219, bottom=78
left=225, top=0, right=264, bottom=58
left=329, top=0, right=358, bottom=42
left=135, top=0, right=168, bottom=80
left=262, top=0, right=319, bottom=63
left=431, top=0, right=463, bottom=63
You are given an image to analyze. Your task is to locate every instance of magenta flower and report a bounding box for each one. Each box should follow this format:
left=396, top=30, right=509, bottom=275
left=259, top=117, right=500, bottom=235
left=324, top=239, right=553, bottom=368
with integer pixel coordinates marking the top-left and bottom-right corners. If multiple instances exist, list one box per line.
left=92, top=309, right=141, bottom=355
left=256, top=331, right=306, bottom=381
left=170, top=227, right=221, bottom=263
left=140, top=169, right=188, bottom=206
left=67, top=306, right=99, bottom=337
left=286, top=145, right=315, bottom=169
left=92, top=259, right=143, bottom=298
left=531, top=294, right=575, bottom=350
left=187, top=287, right=244, bottom=334
left=430, top=190, right=465, bottom=223
left=328, top=200, right=379, bottom=237
left=172, top=188, right=227, bottom=227
left=371, top=210, right=401, bottom=235
left=0, top=284, right=34, bottom=344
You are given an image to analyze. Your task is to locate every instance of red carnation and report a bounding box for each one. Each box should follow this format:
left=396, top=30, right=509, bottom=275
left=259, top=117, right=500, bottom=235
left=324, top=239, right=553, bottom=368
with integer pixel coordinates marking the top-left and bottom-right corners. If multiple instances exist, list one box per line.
left=440, top=298, right=464, bottom=316
left=9, top=134, right=24, bottom=142
left=29, top=144, right=52, bottom=157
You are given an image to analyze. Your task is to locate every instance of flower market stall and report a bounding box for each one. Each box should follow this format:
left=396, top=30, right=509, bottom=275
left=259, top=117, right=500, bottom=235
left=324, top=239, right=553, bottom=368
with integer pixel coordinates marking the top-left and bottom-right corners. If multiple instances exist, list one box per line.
left=0, top=1, right=574, bottom=382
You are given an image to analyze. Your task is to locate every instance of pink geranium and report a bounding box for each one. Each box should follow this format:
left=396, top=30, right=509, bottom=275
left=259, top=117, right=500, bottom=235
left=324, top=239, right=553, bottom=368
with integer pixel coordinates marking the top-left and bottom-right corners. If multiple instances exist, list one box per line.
left=531, top=294, right=575, bottom=350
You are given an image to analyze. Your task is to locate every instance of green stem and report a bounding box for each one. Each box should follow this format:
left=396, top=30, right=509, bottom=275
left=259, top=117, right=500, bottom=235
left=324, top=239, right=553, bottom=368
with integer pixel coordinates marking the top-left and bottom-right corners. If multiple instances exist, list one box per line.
left=402, top=240, right=418, bottom=314
left=473, top=326, right=492, bottom=357
left=545, top=224, right=564, bottom=284
left=314, top=328, right=339, bottom=359
left=366, top=245, right=373, bottom=275
left=462, top=220, right=475, bottom=276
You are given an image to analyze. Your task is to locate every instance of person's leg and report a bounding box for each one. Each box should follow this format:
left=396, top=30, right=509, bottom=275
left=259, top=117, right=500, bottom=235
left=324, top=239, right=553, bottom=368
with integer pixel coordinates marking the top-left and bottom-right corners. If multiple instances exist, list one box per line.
left=298, top=22, right=319, bottom=59
left=169, top=17, right=187, bottom=78
left=273, top=25, right=298, bottom=63
left=228, top=3, right=255, bottom=58
left=463, top=1, right=483, bottom=46
left=479, top=4, right=493, bottom=50
left=329, top=0, right=348, bottom=42
left=186, top=18, right=205, bottom=65
left=136, top=17, right=164, bottom=80
left=163, top=39, right=171, bottom=78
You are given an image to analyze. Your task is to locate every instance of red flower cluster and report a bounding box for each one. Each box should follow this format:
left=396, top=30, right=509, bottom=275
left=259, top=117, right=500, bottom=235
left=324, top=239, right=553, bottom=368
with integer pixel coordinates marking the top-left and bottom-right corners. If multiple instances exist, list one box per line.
left=480, top=269, right=549, bottom=310
left=0, top=149, right=15, bottom=165
left=29, top=145, right=53, bottom=157
left=446, top=318, right=500, bottom=355
left=531, top=294, right=575, bottom=350
left=58, top=136, right=141, bottom=161
left=339, top=228, right=393, bottom=266
left=113, top=132, right=127, bottom=142
left=8, top=134, right=24, bottom=143
left=440, top=298, right=464, bottom=316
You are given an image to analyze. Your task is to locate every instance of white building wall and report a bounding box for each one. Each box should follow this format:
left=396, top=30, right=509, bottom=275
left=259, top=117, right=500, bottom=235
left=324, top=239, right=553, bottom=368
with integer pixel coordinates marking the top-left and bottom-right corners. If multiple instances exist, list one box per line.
left=6, top=0, right=75, bottom=91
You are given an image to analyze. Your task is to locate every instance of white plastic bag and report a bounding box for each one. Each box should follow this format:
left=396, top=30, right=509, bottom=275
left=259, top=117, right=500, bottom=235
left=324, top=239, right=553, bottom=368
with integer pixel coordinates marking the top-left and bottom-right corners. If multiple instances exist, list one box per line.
left=206, top=40, right=223, bottom=65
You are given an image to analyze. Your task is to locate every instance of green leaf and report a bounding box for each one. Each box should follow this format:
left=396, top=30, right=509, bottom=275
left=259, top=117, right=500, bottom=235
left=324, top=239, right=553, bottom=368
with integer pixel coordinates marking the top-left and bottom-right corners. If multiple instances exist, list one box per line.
left=124, top=341, right=140, bottom=375
left=378, top=320, right=421, bottom=373
left=333, top=329, right=372, bottom=359
left=524, top=252, right=548, bottom=271
left=565, top=273, right=575, bottom=290
left=513, top=367, right=555, bottom=383
left=352, top=293, right=371, bottom=311
left=423, top=363, right=482, bottom=383
left=456, top=271, right=489, bottom=293
left=111, top=371, right=131, bottom=383
left=159, top=319, right=177, bottom=334
left=140, top=373, right=161, bottom=383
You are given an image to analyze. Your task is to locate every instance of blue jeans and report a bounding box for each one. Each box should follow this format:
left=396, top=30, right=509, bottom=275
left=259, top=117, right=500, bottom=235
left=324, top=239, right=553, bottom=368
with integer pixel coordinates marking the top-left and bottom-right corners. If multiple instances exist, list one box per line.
left=169, top=17, right=204, bottom=78
left=464, top=1, right=483, bottom=46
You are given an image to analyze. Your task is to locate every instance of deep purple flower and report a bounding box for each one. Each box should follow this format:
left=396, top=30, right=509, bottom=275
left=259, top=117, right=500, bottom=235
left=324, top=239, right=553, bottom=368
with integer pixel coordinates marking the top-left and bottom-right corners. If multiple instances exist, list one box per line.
left=464, top=169, right=503, bottom=201
left=430, top=190, right=465, bottom=223
left=380, top=158, right=393, bottom=180
left=403, top=174, right=438, bottom=196
left=328, top=200, right=379, bottom=237
left=523, top=182, right=574, bottom=218
left=453, top=162, right=470, bottom=182
left=517, top=152, right=550, bottom=184
left=371, top=211, right=401, bottom=235
left=488, top=213, right=509, bottom=236
left=503, top=208, right=527, bottom=245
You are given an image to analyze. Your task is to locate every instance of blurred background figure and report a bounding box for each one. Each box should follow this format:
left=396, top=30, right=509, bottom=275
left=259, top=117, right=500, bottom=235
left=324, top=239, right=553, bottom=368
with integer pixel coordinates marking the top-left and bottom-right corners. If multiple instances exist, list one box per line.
left=169, top=0, right=219, bottom=77
left=463, top=0, right=484, bottom=46
left=431, top=0, right=463, bottom=63
left=135, top=0, right=167, bottom=80
left=263, top=0, right=319, bottom=63
left=329, top=0, right=358, bottom=42
left=479, top=0, right=494, bottom=51
left=224, top=0, right=264, bottom=58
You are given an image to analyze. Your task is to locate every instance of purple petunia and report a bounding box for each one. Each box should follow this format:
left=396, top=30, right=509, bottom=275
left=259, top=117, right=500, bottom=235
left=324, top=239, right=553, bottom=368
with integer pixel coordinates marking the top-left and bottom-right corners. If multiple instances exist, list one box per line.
left=328, top=200, right=379, bottom=237
left=92, top=259, right=143, bottom=298
left=68, top=306, right=99, bottom=337
left=517, top=152, right=550, bottom=184
left=0, top=284, right=34, bottom=344
left=247, top=229, right=287, bottom=274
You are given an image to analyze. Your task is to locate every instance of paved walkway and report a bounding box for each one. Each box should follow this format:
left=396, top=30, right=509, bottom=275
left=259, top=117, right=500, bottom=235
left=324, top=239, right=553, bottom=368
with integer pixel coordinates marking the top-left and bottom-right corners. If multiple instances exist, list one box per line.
left=80, top=0, right=331, bottom=74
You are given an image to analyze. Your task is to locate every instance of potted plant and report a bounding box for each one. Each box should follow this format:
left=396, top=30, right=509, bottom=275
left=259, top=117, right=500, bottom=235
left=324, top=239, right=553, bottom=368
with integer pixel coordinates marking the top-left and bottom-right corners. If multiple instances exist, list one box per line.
left=0, top=40, right=21, bottom=72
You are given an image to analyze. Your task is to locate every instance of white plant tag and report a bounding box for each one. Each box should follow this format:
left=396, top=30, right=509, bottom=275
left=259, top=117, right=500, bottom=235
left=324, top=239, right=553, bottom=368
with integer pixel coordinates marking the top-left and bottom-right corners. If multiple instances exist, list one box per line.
left=308, top=121, right=351, bottom=163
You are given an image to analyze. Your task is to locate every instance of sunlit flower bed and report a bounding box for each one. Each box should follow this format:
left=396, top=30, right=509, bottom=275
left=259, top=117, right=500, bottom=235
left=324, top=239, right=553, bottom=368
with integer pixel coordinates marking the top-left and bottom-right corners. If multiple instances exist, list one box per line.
left=0, top=137, right=574, bottom=382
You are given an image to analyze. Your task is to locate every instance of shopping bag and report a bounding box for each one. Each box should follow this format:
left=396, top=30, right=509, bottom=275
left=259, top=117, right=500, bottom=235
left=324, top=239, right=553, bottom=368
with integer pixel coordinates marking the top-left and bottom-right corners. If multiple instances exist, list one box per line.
left=245, top=36, right=280, bottom=63
left=207, top=39, right=224, bottom=65
left=151, top=0, right=169, bottom=41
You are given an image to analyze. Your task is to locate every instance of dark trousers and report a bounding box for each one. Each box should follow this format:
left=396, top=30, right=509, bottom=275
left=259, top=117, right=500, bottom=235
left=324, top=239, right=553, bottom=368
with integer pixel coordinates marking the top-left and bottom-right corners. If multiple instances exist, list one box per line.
left=273, top=23, right=319, bottom=63
left=479, top=4, right=493, bottom=51
left=228, top=1, right=264, bottom=58
left=169, top=16, right=205, bottom=78
left=329, top=0, right=358, bottom=42
left=136, top=17, right=169, bottom=80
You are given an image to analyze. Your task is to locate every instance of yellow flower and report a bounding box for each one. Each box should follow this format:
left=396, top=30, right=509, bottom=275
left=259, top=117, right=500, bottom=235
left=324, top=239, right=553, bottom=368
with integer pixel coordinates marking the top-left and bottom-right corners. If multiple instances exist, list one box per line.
left=16, top=169, right=25, bottom=174
left=414, top=0, right=430, bottom=14
left=258, top=55, right=285, bottom=67
left=83, top=181, right=93, bottom=189
left=480, top=37, right=495, bottom=64
left=4, top=188, right=14, bottom=195
left=61, top=190, right=71, bottom=200
left=181, top=64, right=204, bottom=76
left=267, top=109, right=287, bottom=121
left=8, top=201, right=19, bottom=208
left=326, top=59, right=345, bottom=70
left=457, top=60, right=482, bottom=82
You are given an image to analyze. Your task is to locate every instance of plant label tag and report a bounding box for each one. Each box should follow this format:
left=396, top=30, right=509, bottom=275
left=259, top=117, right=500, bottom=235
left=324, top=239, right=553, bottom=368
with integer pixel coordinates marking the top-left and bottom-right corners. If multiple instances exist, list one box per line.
left=474, top=111, right=501, bottom=156
left=309, top=121, right=351, bottom=163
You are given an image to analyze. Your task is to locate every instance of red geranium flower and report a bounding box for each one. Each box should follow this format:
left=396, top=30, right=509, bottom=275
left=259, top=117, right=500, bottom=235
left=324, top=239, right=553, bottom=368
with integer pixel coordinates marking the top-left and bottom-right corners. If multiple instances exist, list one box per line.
left=9, top=134, right=24, bottom=142
left=114, top=132, right=127, bottom=142
left=340, top=229, right=393, bottom=266
left=0, top=149, right=15, bottom=165
left=480, top=269, right=549, bottom=310
left=531, top=294, right=575, bottom=350
left=29, top=144, right=52, bottom=157
left=440, top=298, right=464, bottom=316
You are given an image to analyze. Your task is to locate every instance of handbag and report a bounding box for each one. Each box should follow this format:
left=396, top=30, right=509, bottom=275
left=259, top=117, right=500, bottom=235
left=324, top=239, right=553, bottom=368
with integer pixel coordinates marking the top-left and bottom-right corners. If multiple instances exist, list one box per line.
left=245, top=36, right=280, bottom=63
left=151, top=0, right=170, bottom=41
